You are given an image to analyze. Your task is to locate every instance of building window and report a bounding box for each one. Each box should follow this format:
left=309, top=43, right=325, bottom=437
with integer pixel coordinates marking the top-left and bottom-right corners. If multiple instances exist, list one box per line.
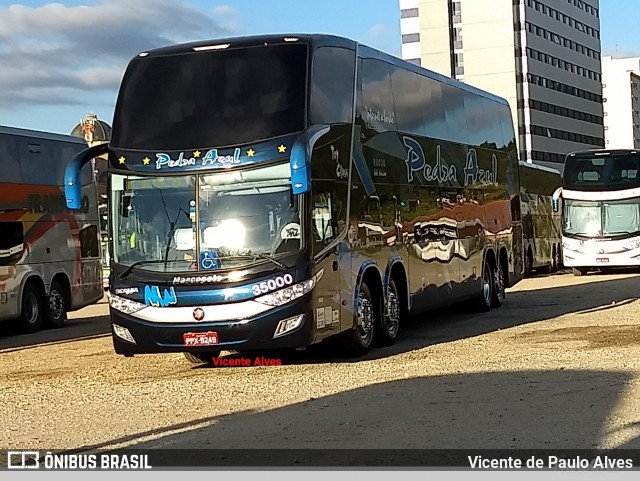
left=452, top=1, right=462, bottom=23
left=400, top=8, right=419, bottom=18
left=402, top=33, right=420, bottom=43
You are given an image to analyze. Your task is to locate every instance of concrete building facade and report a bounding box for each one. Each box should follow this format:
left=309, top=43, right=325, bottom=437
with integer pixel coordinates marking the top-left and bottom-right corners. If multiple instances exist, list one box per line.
left=399, top=0, right=604, bottom=165
left=601, top=56, right=640, bottom=149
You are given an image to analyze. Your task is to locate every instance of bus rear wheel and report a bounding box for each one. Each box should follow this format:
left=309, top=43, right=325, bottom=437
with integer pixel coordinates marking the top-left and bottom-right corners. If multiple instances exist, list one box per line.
left=524, top=248, right=533, bottom=276
left=374, top=278, right=401, bottom=347
left=19, top=283, right=43, bottom=333
left=475, top=257, right=501, bottom=312
left=45, top=280, right=68, bottom=329
left=183, top=351, right=221, bottom=364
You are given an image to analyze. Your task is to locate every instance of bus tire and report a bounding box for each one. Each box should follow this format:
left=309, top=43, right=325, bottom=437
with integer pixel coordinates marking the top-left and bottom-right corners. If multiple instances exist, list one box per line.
left=340, top=282, right=376, bottom=356
left=475, top=257, right=497, bottom=312
left=555, top=244, right=563, bottom=269
left=19, top=282, right=43, bottom=333
left=183, top=351, right=221, bottom=364
left=491, top=256, right=504, bottom=308
left=45, top=280, right=68, bottom=329
left=374, top=278, right=401, bottom=347
left=524, top=248, right=533, bottom=276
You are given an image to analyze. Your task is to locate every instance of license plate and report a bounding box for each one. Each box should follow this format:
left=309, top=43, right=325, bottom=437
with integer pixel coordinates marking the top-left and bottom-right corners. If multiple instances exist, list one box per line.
left=596, top=257, right=609, bottom=263
left=183, top=332, right=219, bottom=346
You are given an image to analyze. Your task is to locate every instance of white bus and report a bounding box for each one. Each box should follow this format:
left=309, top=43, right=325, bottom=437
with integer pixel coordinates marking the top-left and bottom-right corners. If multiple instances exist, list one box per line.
left=552, top=149, right=640, bottom=276
left=0, top=126, right=103, bottom=332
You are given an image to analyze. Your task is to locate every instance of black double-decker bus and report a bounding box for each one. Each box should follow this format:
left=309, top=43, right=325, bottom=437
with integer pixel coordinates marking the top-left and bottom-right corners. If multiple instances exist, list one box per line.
left=65, top=34, right=522, bottom=363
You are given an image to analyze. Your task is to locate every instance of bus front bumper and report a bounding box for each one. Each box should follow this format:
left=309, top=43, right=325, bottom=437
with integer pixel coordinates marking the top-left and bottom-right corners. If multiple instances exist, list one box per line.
left=109, top=298, right=314, bottom=355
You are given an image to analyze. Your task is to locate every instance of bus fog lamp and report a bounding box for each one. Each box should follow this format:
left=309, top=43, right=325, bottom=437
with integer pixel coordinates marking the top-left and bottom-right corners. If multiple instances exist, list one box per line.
left=255, top=269, right=324, bottom=307
left=274, top=315, right=304, bottom=338
left=113, top=324, right=136, bottom=344
left=108, top=292, right=146, bottom=315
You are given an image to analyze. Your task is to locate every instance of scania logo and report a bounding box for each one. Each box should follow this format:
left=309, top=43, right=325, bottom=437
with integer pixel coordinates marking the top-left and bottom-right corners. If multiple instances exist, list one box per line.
left=193, top=308, right=205, bottom=321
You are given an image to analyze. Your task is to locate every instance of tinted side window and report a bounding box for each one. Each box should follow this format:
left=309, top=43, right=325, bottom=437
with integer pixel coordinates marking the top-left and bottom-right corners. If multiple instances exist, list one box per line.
left=421, top=76, right=448, bottom=141
left=361, top=59, right=397, bottom=133
left=390, top=68, right=424, bottom=137
left=0, top=134, right=21, bottom=183
left=311, top=182, right=349, bottom=256
left=16, top=137, right=57, bottom=185
left=441, top=84, right=469, bottom=145
left=311, top=47, right=355, bottom=124
left=463, top=90, right=488, bottom=147
left=0, top=221, right=24, bottom=266
left=497, top=103, right=516, bottom=149
left=482, top=99, right=505, bottom=149
left=81, top=158, right=95, bottom=186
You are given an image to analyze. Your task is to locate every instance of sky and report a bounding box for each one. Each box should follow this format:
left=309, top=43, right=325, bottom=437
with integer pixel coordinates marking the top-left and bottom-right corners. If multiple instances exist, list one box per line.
left=0, top=0, right=638, bottom=136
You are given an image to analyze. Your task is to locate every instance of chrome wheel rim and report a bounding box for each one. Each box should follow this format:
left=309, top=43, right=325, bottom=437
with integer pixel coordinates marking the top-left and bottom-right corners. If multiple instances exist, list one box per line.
left=49, top=289, right=65, bottom=321
left=384, top=289, right=400, bottom=338
left=24, top=292, right=39, bottom=325
left=356, top=292, right=374, bottom=343
left=482, top=266, right=491, bottom=304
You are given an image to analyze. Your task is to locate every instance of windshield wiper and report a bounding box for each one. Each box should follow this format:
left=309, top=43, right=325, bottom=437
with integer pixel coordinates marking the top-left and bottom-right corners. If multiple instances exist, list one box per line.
left=253, top=253, right=288, bottom=270
left=215, top=253, right=288, bottom=270
left=118, top=259, right=184, bottom=279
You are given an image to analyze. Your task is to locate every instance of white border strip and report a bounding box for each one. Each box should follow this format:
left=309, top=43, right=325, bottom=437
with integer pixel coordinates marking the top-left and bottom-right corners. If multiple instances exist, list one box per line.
left=132, top=301, right=272, bottom=323
left=562, top=187, right=640, bottom=201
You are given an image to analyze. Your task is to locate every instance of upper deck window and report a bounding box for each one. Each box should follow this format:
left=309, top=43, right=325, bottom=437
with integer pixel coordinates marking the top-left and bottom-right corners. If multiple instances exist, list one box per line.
left=563, top=153, right=640, bottom=191
left=112, top=44, right=308, bottom=150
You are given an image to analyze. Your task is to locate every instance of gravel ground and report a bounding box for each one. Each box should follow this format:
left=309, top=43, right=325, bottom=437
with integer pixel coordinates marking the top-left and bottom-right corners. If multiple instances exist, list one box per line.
left=2, top=270, right=640, bottom=451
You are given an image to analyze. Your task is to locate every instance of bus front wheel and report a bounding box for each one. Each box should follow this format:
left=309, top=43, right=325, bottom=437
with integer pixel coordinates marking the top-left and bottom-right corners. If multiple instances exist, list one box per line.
left=19, top=283, right=43, bottom=333
left=572, top=267, right=587, bottom=276
left=339, top=282, right=376, bottom=356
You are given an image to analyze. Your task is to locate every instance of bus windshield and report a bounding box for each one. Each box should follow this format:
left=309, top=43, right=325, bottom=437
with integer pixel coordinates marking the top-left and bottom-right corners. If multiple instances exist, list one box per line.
left=564, top=198, right=640, bottom=238
left=111, top=43, right=308, bottom=150
left=563, top=153, right=640, bottom=191
left=110, top=162, right=301, bottom=272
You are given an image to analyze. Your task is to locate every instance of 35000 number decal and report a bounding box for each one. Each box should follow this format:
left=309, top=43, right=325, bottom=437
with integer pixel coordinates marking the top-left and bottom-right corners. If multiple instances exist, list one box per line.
left=252, top=274, right=294, bottom=296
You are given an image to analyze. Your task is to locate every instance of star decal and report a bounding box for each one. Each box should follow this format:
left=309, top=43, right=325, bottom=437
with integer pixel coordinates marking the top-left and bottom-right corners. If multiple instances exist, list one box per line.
left=278, top=144, right=287, bottom=153
left=142, top=157, right=151, bottom=165
left=118, top=156, right=126, bottom=164
left=247, top=148, right=256, bottom=157
left=193, top=150, right=201, bottom=158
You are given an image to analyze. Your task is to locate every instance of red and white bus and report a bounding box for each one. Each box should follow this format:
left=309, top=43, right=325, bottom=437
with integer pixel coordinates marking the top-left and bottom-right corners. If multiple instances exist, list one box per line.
left=0, top=126, right=103, bottom=333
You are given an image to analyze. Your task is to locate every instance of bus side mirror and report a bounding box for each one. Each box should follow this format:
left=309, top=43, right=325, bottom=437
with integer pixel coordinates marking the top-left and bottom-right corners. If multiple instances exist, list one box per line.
left=551, top=187, right=562, bottom=213
left=64, top=143, right=109, bottom=209
left=290, top=125, right=330, bottom=195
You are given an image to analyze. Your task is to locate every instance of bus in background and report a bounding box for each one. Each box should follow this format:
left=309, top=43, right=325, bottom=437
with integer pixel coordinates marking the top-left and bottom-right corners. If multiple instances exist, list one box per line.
left=99, top=203, right=110, bottom=288
left=553, top=149, right=640, bottom=276
left=0, top=126, right=103, bottom=333
left=519, top=161, right=563, bottom=275
left=64, top=34, right=522, bottom=363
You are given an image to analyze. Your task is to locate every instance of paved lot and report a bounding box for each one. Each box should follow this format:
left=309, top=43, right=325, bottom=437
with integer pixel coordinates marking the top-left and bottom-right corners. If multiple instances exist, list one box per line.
left=2, top=270, right=640, bottom=451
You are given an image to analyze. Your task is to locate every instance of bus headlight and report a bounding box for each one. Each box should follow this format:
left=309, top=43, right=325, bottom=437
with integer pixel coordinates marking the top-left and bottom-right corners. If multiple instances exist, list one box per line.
left=255, top=269, right=324, bottom=307
left=107, top=292, right=146, bottom=315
